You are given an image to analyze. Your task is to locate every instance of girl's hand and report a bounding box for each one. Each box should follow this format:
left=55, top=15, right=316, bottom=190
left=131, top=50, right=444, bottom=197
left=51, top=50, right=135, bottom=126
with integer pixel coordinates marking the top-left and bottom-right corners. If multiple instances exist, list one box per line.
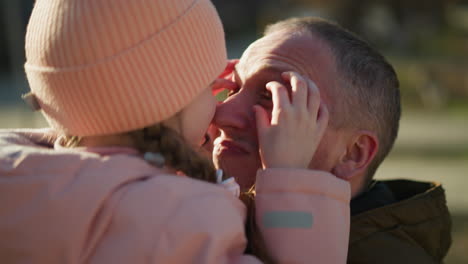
left=253, top=72, right=329, bottom=169
left=211, top=59, right=239, bottom=96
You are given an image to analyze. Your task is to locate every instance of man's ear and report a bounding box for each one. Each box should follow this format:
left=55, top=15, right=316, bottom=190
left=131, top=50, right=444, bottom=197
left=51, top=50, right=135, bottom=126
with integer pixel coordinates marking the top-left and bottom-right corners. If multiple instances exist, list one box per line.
left=332, top=131, right=378, bottom=181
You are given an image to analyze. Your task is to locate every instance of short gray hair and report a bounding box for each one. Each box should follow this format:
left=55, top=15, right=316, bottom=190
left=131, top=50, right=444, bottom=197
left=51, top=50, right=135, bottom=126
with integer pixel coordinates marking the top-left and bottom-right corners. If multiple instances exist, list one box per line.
left=265, top=17, right=401, bottom=181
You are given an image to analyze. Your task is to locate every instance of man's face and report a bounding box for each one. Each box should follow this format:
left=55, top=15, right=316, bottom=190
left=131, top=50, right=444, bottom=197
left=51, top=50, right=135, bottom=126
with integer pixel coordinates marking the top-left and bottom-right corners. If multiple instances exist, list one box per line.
left=212, top=30, right=348, bottom=190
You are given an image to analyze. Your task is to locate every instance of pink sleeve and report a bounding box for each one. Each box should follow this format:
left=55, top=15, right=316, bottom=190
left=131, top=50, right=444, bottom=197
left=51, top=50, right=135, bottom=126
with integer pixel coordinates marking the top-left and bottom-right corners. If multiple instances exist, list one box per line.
left=160, top=191, right=262, bottom=264
left=255, top=168, right=351, bottom=264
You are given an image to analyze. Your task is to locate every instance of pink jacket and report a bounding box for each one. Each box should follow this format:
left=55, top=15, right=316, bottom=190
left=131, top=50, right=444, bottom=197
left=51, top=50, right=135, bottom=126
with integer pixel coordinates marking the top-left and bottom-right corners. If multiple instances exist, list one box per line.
left=0, top=129, right=350, bottom=263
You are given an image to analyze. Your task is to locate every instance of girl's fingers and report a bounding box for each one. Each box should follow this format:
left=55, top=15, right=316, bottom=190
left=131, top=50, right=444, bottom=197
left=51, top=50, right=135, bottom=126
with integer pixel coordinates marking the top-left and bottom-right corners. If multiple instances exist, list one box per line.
left=282, top=72, right=307, bottom=108
left=306, top=78, right=321, bottom=118
left=218, top=59, right=239, bottom=79
left=266, top=81, right=290, bottom=109
left=316, top=102, right=330, bottom=130
left=212, top=59, right=239, bottom=95
left=253, top=105, right=269, bottom=135
left=211, top=78, right=238, bottom=96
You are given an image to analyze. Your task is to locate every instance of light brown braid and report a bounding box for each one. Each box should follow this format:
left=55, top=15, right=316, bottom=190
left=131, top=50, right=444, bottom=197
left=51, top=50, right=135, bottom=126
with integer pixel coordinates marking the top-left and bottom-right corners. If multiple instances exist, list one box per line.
left=127, top=124, right=217, bottom=183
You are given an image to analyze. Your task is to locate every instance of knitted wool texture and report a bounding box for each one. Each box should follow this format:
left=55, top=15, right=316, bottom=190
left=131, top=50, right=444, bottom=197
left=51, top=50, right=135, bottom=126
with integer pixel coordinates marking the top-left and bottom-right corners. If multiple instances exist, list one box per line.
left=24, top=0, right=227, bottom=136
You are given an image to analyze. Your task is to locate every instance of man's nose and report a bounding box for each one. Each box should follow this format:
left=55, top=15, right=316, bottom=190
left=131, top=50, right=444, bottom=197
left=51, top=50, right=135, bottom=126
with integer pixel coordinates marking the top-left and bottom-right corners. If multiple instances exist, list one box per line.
left=212, top=93, right=254, bottom=131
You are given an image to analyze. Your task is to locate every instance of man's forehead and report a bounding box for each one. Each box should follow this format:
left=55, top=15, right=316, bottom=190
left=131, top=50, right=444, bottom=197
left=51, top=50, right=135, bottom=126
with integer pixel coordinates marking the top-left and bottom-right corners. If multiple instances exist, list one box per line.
left=238, top=32, right=327, bottom=79
left=236, top=59, right=295, bottom=77
left=236, top=30, right=338, bottom=106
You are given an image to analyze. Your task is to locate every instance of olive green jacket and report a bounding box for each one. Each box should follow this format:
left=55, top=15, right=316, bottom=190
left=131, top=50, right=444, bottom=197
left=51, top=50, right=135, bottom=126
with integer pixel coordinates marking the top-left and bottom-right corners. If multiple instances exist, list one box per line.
left=348, top=180, right=452, bottom=264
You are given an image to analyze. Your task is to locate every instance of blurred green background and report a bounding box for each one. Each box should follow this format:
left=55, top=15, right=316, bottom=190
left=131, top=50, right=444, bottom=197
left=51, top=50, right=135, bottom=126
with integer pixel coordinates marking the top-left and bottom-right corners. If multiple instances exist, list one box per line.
left=1, top=0, right=467, bottom=262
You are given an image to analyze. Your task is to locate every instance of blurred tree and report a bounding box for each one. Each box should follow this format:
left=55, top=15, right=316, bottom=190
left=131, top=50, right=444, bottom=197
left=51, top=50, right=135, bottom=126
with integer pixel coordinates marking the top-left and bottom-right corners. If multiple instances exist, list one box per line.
left=1, top=0, right=34, bottom=81
left=212, top=0, right=263, bottom=36
left=333, top=0, right=449, bottom=33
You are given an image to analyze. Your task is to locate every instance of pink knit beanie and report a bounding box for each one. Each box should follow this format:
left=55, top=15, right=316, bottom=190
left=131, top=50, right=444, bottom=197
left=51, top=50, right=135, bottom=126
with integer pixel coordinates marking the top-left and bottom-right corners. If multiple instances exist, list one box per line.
left=24, top=0, right=227, bottom=136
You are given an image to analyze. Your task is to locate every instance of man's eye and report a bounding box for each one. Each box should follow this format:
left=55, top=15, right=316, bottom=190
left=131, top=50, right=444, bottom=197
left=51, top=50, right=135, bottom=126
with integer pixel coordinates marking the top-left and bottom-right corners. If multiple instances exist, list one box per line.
left=259, top=89, right=273, bottom=110
left=227, top=87, right=240, bottom=97
left=260, top=89, right=272, bottom=101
